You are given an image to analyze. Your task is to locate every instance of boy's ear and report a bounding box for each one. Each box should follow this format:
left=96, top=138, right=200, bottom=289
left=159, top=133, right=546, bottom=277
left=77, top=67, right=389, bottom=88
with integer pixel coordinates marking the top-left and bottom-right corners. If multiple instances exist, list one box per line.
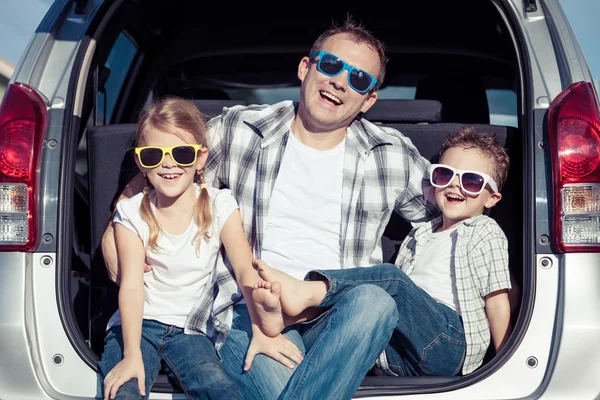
left=484, top=192, right=502, bottom=209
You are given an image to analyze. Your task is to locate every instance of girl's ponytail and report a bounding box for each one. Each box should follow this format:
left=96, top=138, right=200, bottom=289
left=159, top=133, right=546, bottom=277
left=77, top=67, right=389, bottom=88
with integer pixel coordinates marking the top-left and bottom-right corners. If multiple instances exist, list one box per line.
left=192, top=168, right=213, bottom=253
left=139, top=174, right=162, bottom=252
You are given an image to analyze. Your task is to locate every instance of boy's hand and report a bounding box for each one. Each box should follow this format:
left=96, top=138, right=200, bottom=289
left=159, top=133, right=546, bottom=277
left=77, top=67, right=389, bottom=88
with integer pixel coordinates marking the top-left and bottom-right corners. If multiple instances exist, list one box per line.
left=103, top=352, right=146, bottom=399
left=244, top=325, right=303, bottom=371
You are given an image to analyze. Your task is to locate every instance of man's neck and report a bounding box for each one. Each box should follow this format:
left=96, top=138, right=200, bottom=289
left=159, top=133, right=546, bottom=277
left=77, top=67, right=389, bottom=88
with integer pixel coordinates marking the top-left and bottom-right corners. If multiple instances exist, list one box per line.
left=290, top=116, right=347, bottom=151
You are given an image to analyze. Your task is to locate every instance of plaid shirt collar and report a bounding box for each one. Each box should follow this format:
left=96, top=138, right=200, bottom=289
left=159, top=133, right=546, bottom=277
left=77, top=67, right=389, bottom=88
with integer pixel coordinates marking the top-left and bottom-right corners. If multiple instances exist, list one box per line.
left=412, top=214, right=487, bottom=242
left=250, top=101, right=392, bottom=154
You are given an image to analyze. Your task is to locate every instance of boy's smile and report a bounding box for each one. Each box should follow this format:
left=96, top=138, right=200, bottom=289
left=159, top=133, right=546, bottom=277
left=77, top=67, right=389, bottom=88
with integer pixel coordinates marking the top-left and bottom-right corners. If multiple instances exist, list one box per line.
left=435, top=146, right=502, bottom=231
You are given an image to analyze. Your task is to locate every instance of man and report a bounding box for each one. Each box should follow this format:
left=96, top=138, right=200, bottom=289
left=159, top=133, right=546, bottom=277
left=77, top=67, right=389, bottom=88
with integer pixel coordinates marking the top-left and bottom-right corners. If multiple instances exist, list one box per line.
left=103, top=17, right=438, bottom=399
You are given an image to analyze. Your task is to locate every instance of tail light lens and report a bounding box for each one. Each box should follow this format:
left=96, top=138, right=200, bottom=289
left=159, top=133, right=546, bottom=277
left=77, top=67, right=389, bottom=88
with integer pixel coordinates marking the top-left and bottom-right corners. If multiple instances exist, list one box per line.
left=0, top=83, right=47, bottom=251
left=548, top=81, right=600, bottom=252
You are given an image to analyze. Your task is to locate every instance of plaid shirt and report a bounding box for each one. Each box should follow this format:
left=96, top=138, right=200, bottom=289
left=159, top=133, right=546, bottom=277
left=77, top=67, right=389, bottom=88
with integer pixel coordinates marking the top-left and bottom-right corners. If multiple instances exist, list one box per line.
left=392, top=214, right=511, bottom=375
left=185, top=100, right=438, bottom=349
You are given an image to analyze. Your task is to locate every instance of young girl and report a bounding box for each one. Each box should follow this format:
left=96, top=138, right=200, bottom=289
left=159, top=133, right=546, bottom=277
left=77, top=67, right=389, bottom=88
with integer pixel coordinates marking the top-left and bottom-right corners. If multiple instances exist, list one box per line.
left=98, top=97, right=300, bottom=400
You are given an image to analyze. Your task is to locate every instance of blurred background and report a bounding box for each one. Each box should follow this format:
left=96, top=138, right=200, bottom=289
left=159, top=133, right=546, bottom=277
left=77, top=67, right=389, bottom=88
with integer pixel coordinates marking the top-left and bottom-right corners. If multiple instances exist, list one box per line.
left=0, top=0, right=598, bottom=101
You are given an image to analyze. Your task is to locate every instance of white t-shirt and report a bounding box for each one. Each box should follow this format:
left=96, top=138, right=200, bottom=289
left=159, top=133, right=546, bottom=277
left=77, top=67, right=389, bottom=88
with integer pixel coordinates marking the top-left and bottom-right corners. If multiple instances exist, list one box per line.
left=107, top=184, right=239, bottom=329
left=408, top=228, right=462, bottom=314
left=261, top=132, right=345, bottom=280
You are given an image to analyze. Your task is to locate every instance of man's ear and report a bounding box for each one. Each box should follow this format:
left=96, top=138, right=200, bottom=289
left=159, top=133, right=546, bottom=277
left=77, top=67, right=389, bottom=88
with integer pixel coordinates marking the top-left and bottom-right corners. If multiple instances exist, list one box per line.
left=360, top=91, right=379, bottom=114
left=298, top=57, right=310, bottom=82
left=484, top=192, right=502, bottom=209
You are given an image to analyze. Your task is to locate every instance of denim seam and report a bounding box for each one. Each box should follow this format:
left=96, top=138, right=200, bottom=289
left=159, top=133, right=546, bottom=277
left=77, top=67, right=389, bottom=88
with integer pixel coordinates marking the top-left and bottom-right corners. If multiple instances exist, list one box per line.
left=287, top=309, right=337, bottom=400
left=419, top=333, right=466, bottom=375
left=161, top=354, right=193, bottom=400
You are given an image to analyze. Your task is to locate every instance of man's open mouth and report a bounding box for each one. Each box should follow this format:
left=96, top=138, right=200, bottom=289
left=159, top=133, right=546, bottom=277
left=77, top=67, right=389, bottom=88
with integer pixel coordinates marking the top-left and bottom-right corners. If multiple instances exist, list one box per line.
left=320, top=90, right=342, bottom=105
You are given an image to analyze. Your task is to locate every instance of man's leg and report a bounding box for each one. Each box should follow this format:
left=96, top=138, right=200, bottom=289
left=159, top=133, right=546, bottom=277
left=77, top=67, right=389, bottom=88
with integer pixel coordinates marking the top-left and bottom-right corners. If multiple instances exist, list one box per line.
left=279, top=284, right=399, bottom=400
left=220, top=303, right=306, bottom=400
left=312, top=264, right=466, bottom=376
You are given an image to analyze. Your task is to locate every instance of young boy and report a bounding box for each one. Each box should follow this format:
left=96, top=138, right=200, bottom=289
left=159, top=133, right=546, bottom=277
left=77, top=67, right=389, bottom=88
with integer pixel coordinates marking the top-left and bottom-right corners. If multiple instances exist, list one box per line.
left=253, top=127, right=513, bottom=376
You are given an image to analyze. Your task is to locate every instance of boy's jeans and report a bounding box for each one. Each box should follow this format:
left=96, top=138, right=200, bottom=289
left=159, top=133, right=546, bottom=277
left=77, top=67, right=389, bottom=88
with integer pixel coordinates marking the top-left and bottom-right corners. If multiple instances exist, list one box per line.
left=311, top=263, right=466, bottom=376
left=220, top=285, right=399, bottom=400
left=98, top=319, right=243, bottom=400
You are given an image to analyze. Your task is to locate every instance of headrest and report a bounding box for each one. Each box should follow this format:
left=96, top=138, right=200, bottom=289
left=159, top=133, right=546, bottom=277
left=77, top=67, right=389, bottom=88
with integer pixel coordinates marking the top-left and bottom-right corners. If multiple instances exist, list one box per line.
left=415, top=73, right=490, bottom=124
left=362, top=99, right=442, bottom=123
left=191, top=99, right=246, bottom=119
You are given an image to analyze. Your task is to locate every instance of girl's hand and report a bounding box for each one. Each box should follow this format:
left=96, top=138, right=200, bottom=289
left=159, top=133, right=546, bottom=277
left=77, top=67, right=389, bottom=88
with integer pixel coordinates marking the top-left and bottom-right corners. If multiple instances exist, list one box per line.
left=244, top=326, right=304, bottom=371
left=103, top=352, right=146, bottom=400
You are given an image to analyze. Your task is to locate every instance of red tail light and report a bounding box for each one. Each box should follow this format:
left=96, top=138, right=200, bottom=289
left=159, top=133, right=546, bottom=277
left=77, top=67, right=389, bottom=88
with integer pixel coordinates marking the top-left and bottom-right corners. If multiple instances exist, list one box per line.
left=548, top=81, right=600, bottom=252
left=0, top=83, right=47, bottom=251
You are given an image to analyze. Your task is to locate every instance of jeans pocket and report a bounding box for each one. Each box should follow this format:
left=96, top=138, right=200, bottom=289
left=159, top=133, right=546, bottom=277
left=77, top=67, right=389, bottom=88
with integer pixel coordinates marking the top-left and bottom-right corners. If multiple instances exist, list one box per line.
left=419, top=333, right=466, bottom=376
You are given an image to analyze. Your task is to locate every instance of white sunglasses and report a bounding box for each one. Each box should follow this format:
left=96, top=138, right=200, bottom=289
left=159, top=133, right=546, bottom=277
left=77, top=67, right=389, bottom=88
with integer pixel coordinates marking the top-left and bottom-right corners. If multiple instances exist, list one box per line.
left=430, top=164, right=499, bottom=195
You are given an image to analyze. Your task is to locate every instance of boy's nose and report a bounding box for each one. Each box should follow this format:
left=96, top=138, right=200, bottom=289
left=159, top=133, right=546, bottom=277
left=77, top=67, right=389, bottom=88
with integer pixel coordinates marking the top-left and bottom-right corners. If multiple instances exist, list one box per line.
left=449, top=174, right=460, bottom=187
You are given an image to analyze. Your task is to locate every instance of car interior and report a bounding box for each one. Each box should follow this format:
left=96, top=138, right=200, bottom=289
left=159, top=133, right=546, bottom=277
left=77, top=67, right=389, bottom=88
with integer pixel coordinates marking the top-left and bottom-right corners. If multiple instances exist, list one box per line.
left=69, top=0, right=524, bottom=394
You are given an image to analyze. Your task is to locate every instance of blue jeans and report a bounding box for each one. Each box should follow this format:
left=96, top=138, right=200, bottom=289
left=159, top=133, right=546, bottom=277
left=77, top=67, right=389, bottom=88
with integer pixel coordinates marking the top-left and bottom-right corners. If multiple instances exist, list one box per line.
left=98, top=319, right=243, bottom=400
left=311, top=263, right=466, bottom=376
left=220, top=285, right=399, bottom=400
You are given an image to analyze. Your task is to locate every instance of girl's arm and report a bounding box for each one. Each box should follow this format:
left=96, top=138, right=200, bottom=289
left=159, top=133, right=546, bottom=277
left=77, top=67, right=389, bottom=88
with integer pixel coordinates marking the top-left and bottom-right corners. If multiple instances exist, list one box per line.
left=485, top=289, right=513, bottom=353
left=103, top=223, right=147, bottom=399
left=220, top=209, right=303, bottom=370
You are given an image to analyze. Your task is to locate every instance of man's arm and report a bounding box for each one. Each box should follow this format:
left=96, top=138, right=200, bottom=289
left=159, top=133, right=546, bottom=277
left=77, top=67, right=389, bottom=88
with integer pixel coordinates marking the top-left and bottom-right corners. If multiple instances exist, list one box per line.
left=384, top=127, right=440, bottom=223
left=102, top=172, right=145, bottom=285
left=485, top=289, right=513, bottom=352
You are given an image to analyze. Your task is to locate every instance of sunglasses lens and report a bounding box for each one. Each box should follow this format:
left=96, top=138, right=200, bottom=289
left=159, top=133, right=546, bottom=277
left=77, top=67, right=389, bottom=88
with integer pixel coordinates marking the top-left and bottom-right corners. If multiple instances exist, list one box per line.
left=172, top=145, right=197, bottom=165
left=432, top=166, right=454, bottom=186
left=462, top=173, right=485, bottom=193
left=349, top=69, right=372, bottom=92
left=319, top=54, right=343, bottom=76
left=139, top=148, right=163, bottom=167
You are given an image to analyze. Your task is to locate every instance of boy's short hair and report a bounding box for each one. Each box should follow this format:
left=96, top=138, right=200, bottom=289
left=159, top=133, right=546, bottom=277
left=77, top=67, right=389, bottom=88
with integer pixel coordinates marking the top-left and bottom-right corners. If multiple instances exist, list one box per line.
left=439, top=127, right=510, bottom=191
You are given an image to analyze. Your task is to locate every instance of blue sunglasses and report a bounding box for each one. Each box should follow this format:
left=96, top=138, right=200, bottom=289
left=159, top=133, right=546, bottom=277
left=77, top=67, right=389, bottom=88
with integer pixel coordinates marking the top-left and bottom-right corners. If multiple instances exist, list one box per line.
left=309, top=51, right=378, bottom=94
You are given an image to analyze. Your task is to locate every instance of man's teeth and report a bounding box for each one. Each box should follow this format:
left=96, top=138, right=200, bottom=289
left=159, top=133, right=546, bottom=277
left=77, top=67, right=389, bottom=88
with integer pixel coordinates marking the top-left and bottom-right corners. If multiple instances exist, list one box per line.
left=320, top=91, right=342, bottom=104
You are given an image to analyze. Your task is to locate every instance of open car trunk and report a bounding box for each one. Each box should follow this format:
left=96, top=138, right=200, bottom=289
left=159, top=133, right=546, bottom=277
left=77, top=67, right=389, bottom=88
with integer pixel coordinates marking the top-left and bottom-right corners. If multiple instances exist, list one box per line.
left=65, top=0, right=529, bottom=396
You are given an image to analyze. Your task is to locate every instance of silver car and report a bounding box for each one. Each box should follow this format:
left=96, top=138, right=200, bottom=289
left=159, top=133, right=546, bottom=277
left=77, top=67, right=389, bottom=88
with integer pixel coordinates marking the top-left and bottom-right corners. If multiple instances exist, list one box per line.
left=1, top=0, right=599, bottom=398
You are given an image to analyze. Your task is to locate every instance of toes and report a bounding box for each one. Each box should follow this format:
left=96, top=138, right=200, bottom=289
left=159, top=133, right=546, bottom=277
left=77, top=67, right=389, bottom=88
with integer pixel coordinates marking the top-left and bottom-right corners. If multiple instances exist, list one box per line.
left=271, top=281, right=281, bottom=296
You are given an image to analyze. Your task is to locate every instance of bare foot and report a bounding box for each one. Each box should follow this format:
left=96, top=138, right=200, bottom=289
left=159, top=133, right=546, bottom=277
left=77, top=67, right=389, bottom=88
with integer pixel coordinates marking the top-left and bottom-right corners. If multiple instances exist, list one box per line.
left=252, top=281, right=285, bottom=337
left=252, top=260, right=326, bottom=317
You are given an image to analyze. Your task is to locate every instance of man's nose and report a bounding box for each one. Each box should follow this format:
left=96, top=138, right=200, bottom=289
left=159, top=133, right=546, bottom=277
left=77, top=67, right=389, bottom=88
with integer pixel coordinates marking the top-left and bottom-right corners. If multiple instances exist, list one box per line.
left=329, top=70, right=348, bottom=92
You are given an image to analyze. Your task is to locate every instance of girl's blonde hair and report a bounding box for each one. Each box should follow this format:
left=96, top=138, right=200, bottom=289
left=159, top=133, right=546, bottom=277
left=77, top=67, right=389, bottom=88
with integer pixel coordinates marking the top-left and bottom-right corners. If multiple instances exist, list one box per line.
left=136, top=96, right=212, bottom=253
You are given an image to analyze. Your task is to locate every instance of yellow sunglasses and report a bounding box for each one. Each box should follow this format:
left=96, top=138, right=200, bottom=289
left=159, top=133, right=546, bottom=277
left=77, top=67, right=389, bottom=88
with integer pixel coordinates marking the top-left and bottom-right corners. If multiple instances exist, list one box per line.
left=134, top=144, right=203, bottom=169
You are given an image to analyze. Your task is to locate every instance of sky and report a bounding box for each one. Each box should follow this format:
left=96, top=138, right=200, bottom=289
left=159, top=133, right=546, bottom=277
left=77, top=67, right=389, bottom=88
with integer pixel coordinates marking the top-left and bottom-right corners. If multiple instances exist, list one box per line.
left=0, top=0, right=598, bottom=86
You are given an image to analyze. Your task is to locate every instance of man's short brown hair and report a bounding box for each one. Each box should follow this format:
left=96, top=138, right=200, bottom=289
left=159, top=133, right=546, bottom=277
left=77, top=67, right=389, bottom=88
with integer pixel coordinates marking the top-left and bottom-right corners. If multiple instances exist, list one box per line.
left=439, top=127, right=511, bottom=191
left=309, top=15, right=388, bottom=91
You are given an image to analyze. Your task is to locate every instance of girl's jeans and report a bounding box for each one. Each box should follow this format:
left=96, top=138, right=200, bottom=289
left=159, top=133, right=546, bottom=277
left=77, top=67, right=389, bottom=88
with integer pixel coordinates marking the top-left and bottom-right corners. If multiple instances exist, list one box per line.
left=98, top=319, right=243, bottom=399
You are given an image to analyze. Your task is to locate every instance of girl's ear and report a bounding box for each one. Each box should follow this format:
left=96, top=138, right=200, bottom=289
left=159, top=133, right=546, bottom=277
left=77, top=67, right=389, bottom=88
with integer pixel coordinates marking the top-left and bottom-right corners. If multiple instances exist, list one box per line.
left=196, top=147, right=209, bottom=169
left=134, top=153, right=143, bottom=171
left=484, top=192, right=502, bottom=209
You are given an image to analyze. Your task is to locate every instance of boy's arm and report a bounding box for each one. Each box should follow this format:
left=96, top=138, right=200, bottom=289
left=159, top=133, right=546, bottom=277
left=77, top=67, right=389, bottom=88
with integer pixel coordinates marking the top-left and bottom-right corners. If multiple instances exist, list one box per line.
left=485, top=289, right=513, bottom=352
